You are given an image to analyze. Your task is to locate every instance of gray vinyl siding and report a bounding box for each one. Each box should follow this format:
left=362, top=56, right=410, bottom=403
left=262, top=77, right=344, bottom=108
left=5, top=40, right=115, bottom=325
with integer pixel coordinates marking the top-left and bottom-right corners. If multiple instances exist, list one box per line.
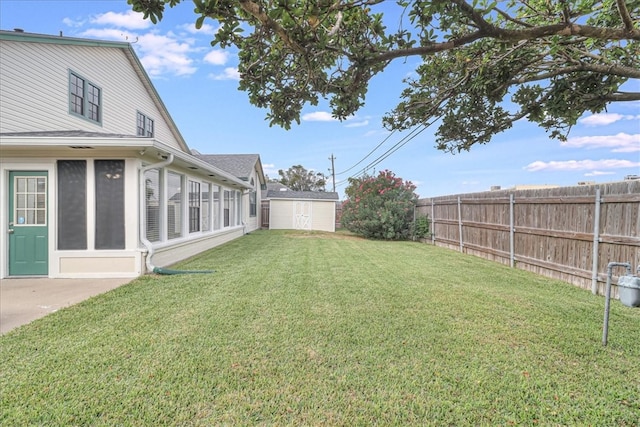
left=0, top=40, right=183, bottom=151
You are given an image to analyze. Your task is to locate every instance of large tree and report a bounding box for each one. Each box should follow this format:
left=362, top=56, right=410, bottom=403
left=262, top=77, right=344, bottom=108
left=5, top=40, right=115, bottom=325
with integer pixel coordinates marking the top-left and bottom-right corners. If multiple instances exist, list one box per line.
left=129, top=0, right=640, bottom=152
left=278, top=164, right=327, bottom=191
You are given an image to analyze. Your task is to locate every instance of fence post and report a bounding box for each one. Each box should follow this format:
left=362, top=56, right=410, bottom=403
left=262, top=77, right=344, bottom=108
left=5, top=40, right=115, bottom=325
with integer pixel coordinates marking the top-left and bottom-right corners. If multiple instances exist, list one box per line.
left=431, top=199, right=435, bottom=245
left=591, top=187, right=602, bottom=295
left=510, top=193, right=515, bottom=268
left=458, top=196, right=463, bottom=252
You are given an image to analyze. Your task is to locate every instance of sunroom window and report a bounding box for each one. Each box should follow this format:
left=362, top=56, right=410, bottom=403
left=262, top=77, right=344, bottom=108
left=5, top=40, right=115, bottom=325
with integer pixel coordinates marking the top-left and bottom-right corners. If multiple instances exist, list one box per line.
left=189, top=180, right=201, bottom=233
left=167, top=172, right=182, bottom=239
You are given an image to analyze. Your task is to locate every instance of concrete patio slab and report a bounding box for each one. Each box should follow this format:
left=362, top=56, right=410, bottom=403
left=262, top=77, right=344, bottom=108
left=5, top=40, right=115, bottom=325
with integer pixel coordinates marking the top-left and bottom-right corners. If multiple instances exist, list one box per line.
left=0, top=277, right=132, bottom=335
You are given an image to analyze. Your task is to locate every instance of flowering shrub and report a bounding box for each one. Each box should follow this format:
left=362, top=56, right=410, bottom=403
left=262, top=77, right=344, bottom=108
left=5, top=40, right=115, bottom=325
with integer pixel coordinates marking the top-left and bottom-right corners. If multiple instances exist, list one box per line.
left=341, top=170, right=418, bottom=240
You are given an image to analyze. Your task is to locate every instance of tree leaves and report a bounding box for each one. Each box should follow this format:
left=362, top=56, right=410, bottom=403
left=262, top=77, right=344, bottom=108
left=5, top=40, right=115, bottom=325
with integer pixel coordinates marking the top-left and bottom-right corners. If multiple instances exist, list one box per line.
left=128, top=0, right=640, bottom=152
left=277, top=165, right=327, bottom=192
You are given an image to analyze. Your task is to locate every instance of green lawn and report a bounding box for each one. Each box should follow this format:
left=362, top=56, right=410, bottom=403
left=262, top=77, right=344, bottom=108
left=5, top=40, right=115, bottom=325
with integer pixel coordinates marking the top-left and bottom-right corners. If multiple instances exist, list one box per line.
left=1, top=230, right=639, bottom=425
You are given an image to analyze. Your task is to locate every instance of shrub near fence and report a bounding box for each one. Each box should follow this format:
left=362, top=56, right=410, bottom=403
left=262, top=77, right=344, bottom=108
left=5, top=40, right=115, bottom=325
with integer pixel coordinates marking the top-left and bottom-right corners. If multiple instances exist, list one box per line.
left=417, top=180, right=640, bottom=295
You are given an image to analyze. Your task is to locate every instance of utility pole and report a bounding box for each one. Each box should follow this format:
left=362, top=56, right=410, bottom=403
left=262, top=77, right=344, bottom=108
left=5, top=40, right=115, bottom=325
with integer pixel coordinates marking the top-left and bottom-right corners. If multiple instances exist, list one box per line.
left=328, top=154, right=336, bottom=192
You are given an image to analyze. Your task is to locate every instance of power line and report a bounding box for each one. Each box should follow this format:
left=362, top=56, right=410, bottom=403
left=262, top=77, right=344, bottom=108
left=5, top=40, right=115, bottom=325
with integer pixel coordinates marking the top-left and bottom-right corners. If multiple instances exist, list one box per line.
left=333, top=125, right=428, bottom=188
left=334, top=130, right=396, bottom=176
left=349, top=125, right=429, bottom=179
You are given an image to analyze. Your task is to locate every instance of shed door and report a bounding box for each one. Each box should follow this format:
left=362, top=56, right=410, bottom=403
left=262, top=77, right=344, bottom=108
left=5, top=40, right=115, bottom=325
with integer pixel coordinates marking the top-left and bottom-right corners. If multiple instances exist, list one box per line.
left=293, top=201, right=311, bottom=230
left=8, top=171, right=48, bottom=276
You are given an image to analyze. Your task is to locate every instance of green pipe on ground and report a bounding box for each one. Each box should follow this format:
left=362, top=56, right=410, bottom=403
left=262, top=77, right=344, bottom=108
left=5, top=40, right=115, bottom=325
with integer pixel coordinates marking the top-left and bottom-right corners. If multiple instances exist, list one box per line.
left=152, top=267, right=215, bottom=275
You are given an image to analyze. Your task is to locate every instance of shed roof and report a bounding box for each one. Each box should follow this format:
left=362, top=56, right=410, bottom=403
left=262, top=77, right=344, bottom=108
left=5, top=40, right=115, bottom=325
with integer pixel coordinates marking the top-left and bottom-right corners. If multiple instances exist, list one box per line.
left=266, top=190, right=339, bottom=200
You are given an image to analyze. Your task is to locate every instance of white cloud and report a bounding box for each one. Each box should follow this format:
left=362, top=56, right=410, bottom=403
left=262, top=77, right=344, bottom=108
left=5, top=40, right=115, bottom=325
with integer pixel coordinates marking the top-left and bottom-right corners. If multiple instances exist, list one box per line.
left=91, top=10, right=151, bottom=30
left=208, top=67, right=240, bottom=80
left=302, top=111, right=337, bottom=122
left=179, top=22, right=218, bottom=36
left=561, top=133, right=640, bottom=152
left=579, top=113, right=639, bottom=126
left=62, top=17, right=85, bottom=28
left=136, top=33, right=197, bottom=76
left=80, top=29, right=197, bottom=76
left=203, top=50, right=229, bottom=65
left=344, top=120, right=369, bottom=128
left=524, top=159, right=640, bottom=172
left=584, top=171, right=616, bottom=177
left=302, top=111, right=366, bottom=126
left=262, top=163, right=278, bottom=177
left=80, top=28, right=136, bottom=43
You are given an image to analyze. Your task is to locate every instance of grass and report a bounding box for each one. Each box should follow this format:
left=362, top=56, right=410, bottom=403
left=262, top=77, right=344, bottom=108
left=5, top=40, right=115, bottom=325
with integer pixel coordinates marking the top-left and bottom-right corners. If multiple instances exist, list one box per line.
left=1, top=229, right=639, bottom=425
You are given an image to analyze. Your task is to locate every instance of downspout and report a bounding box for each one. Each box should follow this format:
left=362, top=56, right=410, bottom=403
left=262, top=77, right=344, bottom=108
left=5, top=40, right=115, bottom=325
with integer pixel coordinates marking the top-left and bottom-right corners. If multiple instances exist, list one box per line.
left=139, top=153, right=174, bottom=274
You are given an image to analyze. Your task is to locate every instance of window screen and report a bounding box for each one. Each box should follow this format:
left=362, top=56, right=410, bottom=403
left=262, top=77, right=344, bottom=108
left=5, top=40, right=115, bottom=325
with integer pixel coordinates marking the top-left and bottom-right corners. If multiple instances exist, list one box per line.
left=168, top=172, right=182, bottom=239
left=95, top=160, right=125, bottom=249
left=224, top=190, right=230, bottom=227
left=202, top=182, right=211, bottom=232
left=213, top=185, right=220, bottom=230
left=189, top=180, right=201, bottom=233
left=235, top=190, right=241, bottom=225
left=57, top=160, right=87, bottom=250
left=145, top=169, right=161, bottom=242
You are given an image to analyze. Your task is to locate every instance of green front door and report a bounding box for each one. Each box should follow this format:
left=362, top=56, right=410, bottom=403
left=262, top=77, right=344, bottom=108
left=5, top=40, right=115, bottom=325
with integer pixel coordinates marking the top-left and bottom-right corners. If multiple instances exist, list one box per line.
left=8, top=171, right=48, bottom=276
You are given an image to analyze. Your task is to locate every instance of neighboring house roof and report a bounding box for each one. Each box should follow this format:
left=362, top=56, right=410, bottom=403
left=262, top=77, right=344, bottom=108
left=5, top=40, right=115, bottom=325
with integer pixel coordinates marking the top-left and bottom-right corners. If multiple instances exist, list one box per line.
left=0, top=30, right=191, bottom=154
left=261, top=182, right=290, bottom=199
left=266, top=190, right=339, bottom=201
left=267, top=182, right=291, bottom=190
left=195, top=153, right=265, bottom=186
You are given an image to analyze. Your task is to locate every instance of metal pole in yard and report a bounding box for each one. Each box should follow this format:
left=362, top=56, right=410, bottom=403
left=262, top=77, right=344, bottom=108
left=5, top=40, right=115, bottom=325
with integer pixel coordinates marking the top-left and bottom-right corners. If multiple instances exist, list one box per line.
left=510, top=193, right=515, bottom=268
left=603, top=261, right=632, bottom=346
left=591, top=187, right=602, bottom=295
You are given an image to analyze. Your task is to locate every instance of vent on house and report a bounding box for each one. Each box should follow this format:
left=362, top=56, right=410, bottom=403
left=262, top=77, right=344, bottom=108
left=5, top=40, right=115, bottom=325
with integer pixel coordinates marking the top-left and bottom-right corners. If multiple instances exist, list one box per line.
left=69, top=146, right=94, bottom=149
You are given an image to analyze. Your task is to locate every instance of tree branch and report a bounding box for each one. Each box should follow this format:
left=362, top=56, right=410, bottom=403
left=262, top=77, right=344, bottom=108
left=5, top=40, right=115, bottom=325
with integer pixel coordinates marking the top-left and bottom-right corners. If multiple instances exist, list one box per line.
left=237, top=0, right=305, bottom=54
left=587, top=92, right=640, bottom=102
left=511, top=63, right=640, bottom=83
left=368, top=23, right=640, bottom=65
left=616, top=0, right=635, bottom=32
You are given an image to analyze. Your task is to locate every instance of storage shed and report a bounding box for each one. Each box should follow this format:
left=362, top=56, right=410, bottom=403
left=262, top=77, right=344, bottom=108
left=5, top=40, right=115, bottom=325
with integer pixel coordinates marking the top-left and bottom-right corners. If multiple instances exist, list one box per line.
left=265, top=189, right=339, bottom=232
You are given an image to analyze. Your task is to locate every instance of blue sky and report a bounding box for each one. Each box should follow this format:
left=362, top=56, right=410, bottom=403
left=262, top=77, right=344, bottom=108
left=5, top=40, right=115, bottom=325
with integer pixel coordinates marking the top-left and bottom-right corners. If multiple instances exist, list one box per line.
left=1, top=1, right=638, bottom=198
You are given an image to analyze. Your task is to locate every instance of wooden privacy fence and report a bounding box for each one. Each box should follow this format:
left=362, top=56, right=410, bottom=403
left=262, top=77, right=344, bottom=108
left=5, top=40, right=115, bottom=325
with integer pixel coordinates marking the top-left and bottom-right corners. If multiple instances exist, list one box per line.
left=261, top=200, right=270, bottom=228
left=416, top=180, right=640, bottom=295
